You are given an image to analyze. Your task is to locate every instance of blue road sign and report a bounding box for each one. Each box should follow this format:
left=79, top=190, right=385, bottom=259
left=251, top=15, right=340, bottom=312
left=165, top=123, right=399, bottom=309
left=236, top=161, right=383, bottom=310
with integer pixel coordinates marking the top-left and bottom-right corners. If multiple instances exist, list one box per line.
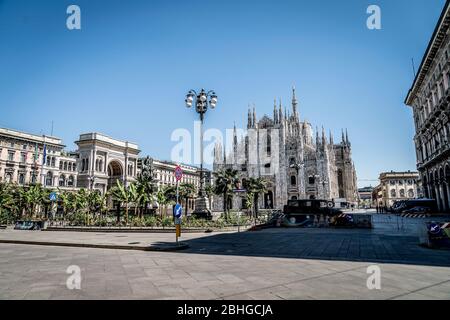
left=173, top=203, right=182, bottom=219
left=429, top=223, right=441, bottom=235
left=49, top=192, right=57, bottom=202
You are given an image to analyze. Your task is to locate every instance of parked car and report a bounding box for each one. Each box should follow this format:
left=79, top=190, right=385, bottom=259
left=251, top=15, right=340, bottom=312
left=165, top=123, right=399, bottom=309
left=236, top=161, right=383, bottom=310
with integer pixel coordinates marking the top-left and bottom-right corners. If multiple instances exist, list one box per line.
left=392, top=199, right=437, bottom=214
left=403, top=206, right=431, bottom=214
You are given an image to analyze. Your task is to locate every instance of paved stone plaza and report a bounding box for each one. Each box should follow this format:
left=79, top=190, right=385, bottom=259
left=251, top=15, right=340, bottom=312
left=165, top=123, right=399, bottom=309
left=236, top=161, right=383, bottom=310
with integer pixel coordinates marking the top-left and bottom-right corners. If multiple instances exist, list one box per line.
left=0, top=215, right=450, bottom=300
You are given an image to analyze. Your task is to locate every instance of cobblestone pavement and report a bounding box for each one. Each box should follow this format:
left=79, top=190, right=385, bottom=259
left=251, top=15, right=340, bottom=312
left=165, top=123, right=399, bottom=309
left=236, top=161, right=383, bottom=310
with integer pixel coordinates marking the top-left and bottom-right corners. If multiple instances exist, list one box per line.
left=0, top=214, right=449, bottom=300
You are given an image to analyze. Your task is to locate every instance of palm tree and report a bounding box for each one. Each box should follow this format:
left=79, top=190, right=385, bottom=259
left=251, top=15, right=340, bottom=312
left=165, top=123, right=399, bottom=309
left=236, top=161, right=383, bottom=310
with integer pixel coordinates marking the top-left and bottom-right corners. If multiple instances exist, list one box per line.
left=213, top=168, right=239, bottom=220
left=58, top=190, right=71, bottom=220
left=163, top=185, right=177, bottom=216
left=179, top=183, right=196, bottom=216
left=110, top=180, right=131, bottom=224
left=246, top=177, right=268, bottom=219
left=135, top=172, right=158, bottom=217
left=25, top=184, right=48, bottom=218
left=128, top=183, right=142, bottom=219
left=0, top=183, right=14, bottom=223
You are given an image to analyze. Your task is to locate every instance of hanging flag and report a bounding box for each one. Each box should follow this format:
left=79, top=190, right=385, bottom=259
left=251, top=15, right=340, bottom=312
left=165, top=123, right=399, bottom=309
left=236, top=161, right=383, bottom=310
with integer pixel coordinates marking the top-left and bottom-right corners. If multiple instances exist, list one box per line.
left=34, top=143, right=38, bottom=164
left=42, top=144, right=47, bottom=165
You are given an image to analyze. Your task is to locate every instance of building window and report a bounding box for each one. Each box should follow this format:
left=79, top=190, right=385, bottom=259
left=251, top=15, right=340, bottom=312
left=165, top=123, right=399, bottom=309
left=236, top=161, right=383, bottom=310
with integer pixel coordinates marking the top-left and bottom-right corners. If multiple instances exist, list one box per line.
left=64, top=162, right=68, bottom=171
left=51, top=157, right=56, bottom=167
left=31, top=174, right=37, bottom=184
left=390, top=189, right=396, bottom=198
left=390, top=180, right=395, bottom=186
left=8, top=151, right=14, bottom=161
left=408, top=189, right=414, bottom=198
left=18, top=173, right=25, bottom=185
left=20, top=153, right=26, bottom=163
left=59, top=175, right=66, bottom=187
left=67, top=176, right=74, bottom=187
left=46, top=156, right=51, bottom=166
left=290, top=175, right=297, bottom=186
left=73, top=163, right=76, bottom=171
left=309, top=176, right=315, bottom=185
left=45, top=172, right=53, bottom=186
left=59, top=161, right=63, bottom=170
left=399, top=189, right=405, bottom=198
left=5, top=173, right=12, bottom=183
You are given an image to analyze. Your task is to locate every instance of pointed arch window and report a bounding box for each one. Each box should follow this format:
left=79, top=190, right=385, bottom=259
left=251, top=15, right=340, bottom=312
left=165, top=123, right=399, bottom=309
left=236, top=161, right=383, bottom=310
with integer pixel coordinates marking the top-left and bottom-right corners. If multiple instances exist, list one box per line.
left=290, top=175, right=297, bottom=186
left=266, top=132, right=271, bottom=155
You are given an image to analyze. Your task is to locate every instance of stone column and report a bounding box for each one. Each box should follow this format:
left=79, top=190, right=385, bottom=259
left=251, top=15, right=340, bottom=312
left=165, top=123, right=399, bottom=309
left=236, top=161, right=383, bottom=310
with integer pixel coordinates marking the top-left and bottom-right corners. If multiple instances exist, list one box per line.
left=445, top=181, right=450, bottom=212
left=439, top=184, right=446, bottom=212
left=435, top=185, right=442, bottom=212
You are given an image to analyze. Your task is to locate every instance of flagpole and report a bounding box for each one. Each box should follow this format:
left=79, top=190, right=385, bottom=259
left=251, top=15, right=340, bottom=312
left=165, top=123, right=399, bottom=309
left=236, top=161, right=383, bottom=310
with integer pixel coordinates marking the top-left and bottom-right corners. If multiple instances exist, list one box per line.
left=41, top=136, right=47, bottom=187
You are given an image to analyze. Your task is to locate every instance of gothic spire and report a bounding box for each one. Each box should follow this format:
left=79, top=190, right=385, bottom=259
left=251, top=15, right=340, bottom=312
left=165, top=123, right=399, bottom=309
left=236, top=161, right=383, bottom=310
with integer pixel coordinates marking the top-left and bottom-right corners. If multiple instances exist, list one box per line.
left=252, top=105, right=257, bottom=128
left=273, top=99, right=278, bottom=124
left=292, top=86, right=299, bottom=120
left=247, top=106, right=252, bottom=129
left=322, top=126, right=327, bottom=147
left=329, top=130, right=334, bottom=145
left=341, top=129, right=345, bottom=145
left=233, top=122, right=238, bottom=154
left=345, top=129, right=349, bottom=145
left=278, top=99, right=283, bottom=123
left=316, top=126, right=320, bottom=147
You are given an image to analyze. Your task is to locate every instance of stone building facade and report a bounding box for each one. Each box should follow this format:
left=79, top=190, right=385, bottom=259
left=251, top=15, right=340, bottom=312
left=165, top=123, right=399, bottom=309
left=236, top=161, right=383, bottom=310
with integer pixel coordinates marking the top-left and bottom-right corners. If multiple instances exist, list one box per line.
left=75, top=133, right=140, bottom=194
left=213, top=88, right=359, bottom=211
left=405, top=1, right=450, bottom=212
left=0, top=126, right=207, bottom=209
left=146, top=159, right=205, bottom=211
left=372, top=171, right=420, bottom=208
left=0, top=127, right=77, bottom=189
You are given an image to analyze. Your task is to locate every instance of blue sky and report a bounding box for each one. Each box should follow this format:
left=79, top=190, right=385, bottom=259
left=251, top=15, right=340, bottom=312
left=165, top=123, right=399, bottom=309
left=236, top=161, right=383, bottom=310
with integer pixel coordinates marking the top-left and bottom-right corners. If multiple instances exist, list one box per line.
left=0, top=0, right=446, bottom=187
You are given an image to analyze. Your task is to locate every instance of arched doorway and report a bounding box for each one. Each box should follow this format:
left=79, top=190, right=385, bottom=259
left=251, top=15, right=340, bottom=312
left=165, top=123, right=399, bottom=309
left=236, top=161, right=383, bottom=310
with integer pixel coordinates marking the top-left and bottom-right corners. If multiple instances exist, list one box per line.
left=107, top=160, right=123, bottom=190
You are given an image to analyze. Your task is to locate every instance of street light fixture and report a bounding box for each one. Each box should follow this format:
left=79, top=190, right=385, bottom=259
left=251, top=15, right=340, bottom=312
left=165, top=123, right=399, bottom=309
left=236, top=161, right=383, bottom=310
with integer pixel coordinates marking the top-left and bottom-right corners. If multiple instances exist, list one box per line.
left=184, top=89, right=218, bottom=216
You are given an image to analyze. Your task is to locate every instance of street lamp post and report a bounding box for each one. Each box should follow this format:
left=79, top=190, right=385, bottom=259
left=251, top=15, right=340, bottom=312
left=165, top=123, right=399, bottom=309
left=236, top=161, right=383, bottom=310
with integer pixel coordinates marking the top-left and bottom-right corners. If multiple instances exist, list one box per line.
left=185, top=89, right=218, bottom=217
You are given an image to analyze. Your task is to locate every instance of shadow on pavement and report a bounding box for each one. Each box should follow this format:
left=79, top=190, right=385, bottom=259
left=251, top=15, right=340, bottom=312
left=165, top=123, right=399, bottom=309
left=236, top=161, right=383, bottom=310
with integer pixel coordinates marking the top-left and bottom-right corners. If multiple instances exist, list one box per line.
left=179, top=228, right=450, bottom=268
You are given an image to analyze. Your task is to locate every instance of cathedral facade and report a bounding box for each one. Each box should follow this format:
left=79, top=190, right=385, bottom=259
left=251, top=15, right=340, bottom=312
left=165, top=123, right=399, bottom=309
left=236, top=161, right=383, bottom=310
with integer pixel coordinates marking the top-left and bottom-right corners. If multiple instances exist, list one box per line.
left=213, top=88, right=359, bottom=211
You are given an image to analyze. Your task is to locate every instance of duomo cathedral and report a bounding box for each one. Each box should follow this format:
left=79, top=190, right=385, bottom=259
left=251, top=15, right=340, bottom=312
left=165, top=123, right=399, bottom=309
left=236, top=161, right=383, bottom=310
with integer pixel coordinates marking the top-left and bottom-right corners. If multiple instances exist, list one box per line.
left=213, top=88, right=359, bottom=211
